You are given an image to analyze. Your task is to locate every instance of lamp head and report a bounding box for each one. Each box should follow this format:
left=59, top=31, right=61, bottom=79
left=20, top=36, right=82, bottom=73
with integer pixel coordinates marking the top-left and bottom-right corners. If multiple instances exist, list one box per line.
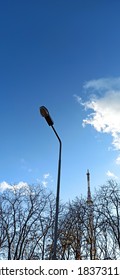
left=40, top=106, right=54, bottom=126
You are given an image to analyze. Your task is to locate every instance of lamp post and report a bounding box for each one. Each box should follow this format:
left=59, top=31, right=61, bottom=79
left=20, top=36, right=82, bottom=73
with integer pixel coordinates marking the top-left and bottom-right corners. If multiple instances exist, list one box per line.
left=40, top=106, right=62, bottom=260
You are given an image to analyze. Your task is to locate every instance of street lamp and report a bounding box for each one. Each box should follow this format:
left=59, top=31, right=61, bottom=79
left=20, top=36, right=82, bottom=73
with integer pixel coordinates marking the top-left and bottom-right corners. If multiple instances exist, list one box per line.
left=39, top=106, right=62, bottom=260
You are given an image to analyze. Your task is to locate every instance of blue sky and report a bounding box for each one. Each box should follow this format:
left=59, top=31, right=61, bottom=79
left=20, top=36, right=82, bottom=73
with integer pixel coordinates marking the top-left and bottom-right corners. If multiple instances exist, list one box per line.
left=0, top=0, right=120, bottom=202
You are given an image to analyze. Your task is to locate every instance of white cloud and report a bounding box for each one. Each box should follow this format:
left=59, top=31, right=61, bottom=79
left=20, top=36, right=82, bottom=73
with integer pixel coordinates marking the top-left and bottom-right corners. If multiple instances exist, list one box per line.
left=0, top=181, right=29, bottom=192
left=42, top=173, right=54, bottom=188
left=43, top=173, right=50, bottom=179
left=0, top=181, right=11, bottom=191
left=116, top=155, right=120, bottom=165
left=0, top=181, right=29, bottom=191
left=42, top=181, right=48, bottom=187
left=76, top=77, right=120, bottom=150
left=74, top=94, right=82, bottom=104
left=83, top=77, right=120, bottom=91
left=41, top=173, right=50, bottom=187
left=14, top=182, right=29, bottom=189
left=106, top=170, right=118, bottom=179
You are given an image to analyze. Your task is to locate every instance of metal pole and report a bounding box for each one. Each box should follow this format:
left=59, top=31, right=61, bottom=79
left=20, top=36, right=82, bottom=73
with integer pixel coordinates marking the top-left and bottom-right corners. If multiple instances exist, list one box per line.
left=39, top=106, right=62, bottom=260
left=51, top=125, right=62, bottom=260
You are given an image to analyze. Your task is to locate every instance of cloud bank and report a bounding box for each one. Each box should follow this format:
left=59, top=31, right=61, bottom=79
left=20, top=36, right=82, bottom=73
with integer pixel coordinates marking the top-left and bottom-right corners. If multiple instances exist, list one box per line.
left=106, top=170, right=118, bottom=179
left=76, top=77, right=120, bottom=151
left=0, top=181, right=29, bottom=191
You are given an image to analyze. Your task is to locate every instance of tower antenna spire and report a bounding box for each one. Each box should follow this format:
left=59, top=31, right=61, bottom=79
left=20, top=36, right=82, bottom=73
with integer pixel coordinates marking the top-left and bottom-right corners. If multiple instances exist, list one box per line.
left=86, top=169, right=97, bottom=259
left=86, top=169, right=92, bottom=205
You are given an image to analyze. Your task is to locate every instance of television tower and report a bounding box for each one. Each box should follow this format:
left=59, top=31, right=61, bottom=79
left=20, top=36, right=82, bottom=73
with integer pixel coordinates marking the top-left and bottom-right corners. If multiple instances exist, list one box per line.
left=86, top=170, right=96, bottom=259
left=86, top=169, right=93, bottom=205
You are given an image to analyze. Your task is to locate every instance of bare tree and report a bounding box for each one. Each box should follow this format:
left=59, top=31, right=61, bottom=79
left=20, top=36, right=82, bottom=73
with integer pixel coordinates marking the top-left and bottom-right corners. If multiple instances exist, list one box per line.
left=1, top=179, right=120, bottom=260
left=0, top=184, right=55, bottom=259
left=57, top=197, right=87, bottom=259
left=94, top=180, right=120, bottom=259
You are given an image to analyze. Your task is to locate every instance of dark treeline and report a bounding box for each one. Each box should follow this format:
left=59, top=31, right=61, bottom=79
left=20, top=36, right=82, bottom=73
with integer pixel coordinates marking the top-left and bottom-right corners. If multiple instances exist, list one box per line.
left=0, top=180, right=120, bottom=259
